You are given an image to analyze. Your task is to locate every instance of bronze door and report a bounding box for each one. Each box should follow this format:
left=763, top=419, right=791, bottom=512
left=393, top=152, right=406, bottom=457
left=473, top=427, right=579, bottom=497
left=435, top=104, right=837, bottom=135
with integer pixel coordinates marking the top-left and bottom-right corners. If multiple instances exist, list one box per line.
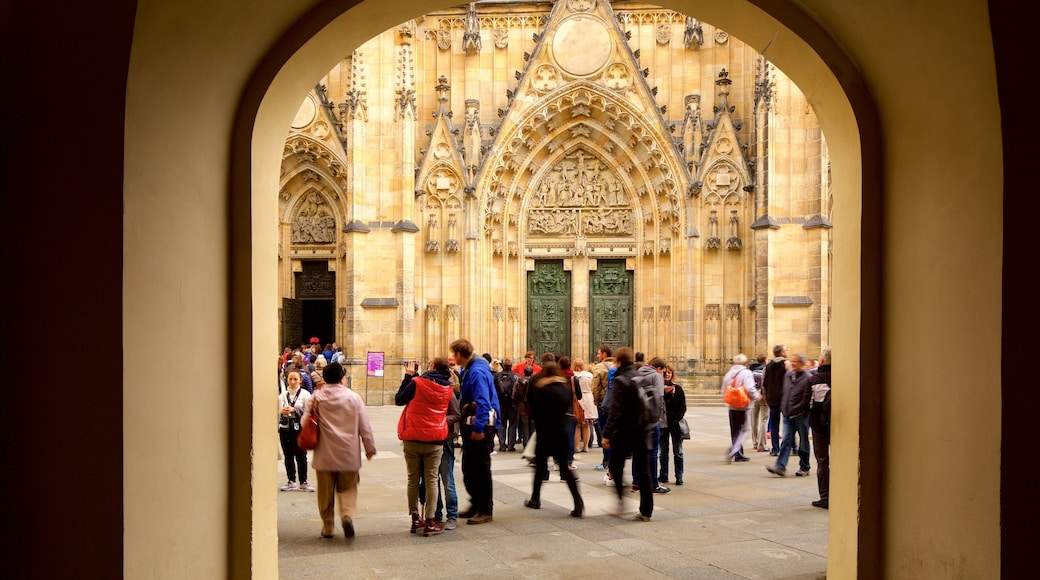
left=281, top=297, right=303, bottom=349
left=589, top=259, right=633, bottom=356
left=527, top=260, right=571, bottom=356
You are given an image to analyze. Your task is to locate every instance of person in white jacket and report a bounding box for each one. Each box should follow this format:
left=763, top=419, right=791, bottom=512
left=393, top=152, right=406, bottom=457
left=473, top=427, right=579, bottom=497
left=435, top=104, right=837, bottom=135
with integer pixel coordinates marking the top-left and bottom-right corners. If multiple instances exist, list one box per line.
left=721, top=354, right=761, bottom=461
left=278, top=370, right=313, bottom=491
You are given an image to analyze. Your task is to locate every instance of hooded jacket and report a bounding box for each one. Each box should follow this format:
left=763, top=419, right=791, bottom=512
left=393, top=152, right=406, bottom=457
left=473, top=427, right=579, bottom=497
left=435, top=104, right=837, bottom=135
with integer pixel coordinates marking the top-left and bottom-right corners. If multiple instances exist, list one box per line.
left=396, top=369, right=453, bottom=443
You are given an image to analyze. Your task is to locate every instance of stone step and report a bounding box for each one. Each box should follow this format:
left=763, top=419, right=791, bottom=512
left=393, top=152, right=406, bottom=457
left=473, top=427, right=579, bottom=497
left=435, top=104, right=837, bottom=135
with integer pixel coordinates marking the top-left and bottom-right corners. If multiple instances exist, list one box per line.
left=685, top=392, right=727, bottom=407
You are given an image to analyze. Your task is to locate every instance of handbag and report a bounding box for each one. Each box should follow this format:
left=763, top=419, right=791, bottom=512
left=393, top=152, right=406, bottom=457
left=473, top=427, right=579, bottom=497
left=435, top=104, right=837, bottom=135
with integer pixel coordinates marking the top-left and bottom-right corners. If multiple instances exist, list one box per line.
left=677, top=417, right=691, bottom=440
left=571, top=377, right=585, bottom=423
left=723, top=373, right=750, bottom=408
left=297, top=399, right=320, bottom=451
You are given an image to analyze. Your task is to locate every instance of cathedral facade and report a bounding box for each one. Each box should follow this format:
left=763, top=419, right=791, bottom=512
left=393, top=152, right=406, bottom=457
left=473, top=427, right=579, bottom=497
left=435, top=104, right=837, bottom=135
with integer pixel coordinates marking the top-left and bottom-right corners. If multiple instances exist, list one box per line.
left=278, top=0, right=831, bottom=390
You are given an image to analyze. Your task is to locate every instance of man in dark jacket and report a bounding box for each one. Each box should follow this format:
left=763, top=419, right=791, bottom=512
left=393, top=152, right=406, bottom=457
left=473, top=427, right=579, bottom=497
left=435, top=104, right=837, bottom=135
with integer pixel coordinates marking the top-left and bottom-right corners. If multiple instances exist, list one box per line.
left=766, top=353, right=813, bottom=477
left=602, top=347, right=654, bottom=521
left=808, top=347, right=832, bottom=508
left=761, top=345, right=788, bottom=456
left=522, top=362, right=584, bottom=517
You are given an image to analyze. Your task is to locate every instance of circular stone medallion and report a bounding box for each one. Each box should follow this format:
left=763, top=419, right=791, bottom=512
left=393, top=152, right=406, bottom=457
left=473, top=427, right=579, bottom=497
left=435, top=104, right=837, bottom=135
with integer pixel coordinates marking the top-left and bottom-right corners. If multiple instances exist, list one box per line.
left=291, top=95, right=317, bottom=129
left=552, top=16, right=611, bottom=77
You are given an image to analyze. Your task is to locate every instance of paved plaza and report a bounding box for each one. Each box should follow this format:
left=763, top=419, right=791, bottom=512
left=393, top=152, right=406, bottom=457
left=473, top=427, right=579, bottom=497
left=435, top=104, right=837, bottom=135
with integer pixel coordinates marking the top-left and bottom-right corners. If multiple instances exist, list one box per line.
left=277, top=404, right=828, bottom=579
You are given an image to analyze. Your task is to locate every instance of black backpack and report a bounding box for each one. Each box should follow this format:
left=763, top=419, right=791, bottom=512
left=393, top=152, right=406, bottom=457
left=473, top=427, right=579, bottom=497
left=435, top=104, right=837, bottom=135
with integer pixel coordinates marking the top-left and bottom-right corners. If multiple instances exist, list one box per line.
left=496, top=371, right=518, bottom=403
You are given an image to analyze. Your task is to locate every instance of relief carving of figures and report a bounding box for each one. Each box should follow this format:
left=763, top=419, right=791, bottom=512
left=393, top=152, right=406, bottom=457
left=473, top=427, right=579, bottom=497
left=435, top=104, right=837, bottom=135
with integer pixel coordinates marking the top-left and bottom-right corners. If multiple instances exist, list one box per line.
left=582, top=209, right=634, bottom=235
left=529, top=209, right=579, bottom=235
left=529, top=263, right=567, bottom=295
left=531, top=150, right=627, bottom=209
left=292, top=192, right=337, bottom=244
left=591, top=265, right=629, bottom=295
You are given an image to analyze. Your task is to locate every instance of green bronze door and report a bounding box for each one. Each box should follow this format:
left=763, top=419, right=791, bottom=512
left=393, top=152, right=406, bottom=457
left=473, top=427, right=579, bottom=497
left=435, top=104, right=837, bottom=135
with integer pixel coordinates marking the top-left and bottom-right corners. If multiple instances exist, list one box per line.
left=589, top=259, right=633, bottom=356
left=527, top=260, right=571, bottom=356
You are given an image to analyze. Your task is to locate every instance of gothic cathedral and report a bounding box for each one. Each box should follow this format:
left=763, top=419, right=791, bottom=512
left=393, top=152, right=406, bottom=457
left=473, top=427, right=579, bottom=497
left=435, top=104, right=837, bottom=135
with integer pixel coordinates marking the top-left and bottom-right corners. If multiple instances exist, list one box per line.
left=277, top=0, right=832, bottom=391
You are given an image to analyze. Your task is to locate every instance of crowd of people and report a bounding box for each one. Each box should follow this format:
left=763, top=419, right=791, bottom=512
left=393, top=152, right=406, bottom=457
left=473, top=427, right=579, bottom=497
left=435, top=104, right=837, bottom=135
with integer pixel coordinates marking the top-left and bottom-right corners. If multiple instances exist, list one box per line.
left=274, top=337, right=832, bottom=540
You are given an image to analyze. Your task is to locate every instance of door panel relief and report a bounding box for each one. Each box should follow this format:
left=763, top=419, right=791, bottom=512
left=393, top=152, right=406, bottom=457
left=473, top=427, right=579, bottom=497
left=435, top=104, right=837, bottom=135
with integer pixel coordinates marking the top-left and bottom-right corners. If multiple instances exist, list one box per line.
left=527, top=260, right=571, bottom=356
left=589, top=259, right=633, bottom=355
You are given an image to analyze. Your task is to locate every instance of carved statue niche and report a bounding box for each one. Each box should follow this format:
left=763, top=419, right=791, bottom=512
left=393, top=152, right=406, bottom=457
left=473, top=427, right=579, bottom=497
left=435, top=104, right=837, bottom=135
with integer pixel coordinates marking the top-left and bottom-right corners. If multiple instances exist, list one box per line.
left=291, top=190, right=337, bottom=244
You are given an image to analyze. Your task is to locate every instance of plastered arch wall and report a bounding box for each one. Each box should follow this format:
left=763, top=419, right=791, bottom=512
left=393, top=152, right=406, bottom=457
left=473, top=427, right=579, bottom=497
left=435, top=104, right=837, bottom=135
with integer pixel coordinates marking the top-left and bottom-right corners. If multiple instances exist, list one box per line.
left=120, top=0, right=1002, bottom=578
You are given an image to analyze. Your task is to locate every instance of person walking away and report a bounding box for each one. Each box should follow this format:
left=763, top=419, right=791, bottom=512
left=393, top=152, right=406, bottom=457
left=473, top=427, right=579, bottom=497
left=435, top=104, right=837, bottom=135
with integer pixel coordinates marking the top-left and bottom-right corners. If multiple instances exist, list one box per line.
left=808, top=348, right=832, bottom=508
left=514, top=365, right=535, bottom=451
left=766, top=353, right=813, bottom=477
left=601, top=347, right=655, bottom=521
left=303, top=362, right=377, bottom=539
left=762, top=345, right=789, bottom=456
left=278, top=370, right=314, bottom=492
left=722, top=354, right=761, bottom=461
left=632, top=357, right=670, bottom=494
left=494, top=359, right=520, bottom=452
left=523, top=362, right=585, bottom=517
left=659, top=364, right=687, bottom=485
left=451, top=338, right=500, bottom=525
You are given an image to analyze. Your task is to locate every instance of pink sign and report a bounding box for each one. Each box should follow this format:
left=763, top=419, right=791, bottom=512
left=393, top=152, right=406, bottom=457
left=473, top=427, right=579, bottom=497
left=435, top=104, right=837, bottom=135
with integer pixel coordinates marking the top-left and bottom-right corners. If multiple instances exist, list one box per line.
left=366, top=351, right=384, bottom=377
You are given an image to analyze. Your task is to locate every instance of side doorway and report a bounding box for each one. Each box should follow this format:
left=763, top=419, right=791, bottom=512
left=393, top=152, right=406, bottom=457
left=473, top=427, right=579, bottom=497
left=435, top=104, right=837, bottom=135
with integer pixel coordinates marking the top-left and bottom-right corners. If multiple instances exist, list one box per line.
left=291, top=260, right=336, bottom=348
left=527, top=260, right=571, bottom=356
left=589, top=259, right=633, bottom=356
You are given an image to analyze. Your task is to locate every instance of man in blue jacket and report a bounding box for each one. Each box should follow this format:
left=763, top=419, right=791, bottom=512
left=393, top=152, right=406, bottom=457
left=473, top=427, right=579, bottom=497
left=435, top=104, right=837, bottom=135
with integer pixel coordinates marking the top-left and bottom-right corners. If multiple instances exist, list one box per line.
left=450, top=338, right=501, bottom=525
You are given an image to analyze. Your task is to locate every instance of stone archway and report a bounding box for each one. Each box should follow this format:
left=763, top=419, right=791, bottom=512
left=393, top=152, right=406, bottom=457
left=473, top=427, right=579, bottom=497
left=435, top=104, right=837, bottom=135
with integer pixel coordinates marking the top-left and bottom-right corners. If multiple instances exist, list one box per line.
left=235, top=1, right=877, bottom=576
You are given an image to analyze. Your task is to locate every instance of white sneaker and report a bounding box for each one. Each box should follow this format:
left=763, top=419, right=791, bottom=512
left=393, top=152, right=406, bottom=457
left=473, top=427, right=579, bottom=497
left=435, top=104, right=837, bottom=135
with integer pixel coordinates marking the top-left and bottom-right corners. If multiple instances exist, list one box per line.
left=280, top=481, right=298, bottom=491
left=603, top=474, right=614, bottom=486
left=299, top=482, right=315, bottom=492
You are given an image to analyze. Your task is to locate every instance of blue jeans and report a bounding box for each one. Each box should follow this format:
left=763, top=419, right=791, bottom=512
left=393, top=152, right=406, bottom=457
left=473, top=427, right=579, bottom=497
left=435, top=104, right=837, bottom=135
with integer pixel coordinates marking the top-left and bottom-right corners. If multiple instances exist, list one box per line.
left=659, top=426, right=684, bottom=480
left=436, top=440, right=458, bottom=519
left=634, top=426, right=660, bottom=487
left=775, top=414, right=811, bottom=472
left=768, top=405, right=782, bottom=451
left=566, top=416, right=577, bottom=465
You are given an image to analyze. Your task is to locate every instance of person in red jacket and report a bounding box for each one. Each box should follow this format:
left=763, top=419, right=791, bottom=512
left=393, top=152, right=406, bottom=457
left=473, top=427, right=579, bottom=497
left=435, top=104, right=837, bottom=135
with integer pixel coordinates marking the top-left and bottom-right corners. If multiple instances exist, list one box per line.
left=396, top=358, right=454, bottom=536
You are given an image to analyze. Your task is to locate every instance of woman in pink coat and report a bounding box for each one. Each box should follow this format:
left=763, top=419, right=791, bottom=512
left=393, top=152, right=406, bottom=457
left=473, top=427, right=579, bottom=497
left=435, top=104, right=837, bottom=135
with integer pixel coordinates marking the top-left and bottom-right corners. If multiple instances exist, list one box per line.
left=302, top=362, right=377, bottom=539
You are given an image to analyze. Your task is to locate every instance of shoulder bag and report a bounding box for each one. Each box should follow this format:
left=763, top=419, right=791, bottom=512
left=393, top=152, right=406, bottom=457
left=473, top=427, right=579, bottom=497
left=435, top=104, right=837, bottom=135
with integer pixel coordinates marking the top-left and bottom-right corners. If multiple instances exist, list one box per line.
left=297, top=399, right=320, bottom=451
